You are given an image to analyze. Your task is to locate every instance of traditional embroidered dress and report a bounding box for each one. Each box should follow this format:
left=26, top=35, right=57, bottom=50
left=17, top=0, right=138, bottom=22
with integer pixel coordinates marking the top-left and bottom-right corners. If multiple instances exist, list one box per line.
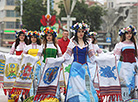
left=10, top=42, right=26, bottom=55
left=3, top=54, right=21, bottom=95
left=87, top=44, right=103, bottom=102
left=88, top=44, right=103, bottom=80
left=34, top=42, right=62, bottom=101
left=42, top=42, right=62, bottom=63
left=62, top=38, right=96, bottom=102
left=114, top=41, right=137, bottom=101
left=23, top=43, right=43, bottom=96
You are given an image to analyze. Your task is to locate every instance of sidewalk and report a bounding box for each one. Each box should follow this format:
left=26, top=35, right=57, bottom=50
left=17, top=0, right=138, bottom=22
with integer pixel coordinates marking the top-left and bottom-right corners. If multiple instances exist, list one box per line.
left=0, top=47, right=10, bottom=53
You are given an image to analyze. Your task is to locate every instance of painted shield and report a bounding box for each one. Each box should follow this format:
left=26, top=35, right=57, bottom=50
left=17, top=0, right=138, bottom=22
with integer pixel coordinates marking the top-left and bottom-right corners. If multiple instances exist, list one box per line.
left=43, top=66, right=59, bottom=85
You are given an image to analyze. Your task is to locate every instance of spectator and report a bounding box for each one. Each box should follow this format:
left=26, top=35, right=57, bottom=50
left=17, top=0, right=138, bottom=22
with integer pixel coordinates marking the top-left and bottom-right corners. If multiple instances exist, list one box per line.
left=58, top=30, right=70, bottom=54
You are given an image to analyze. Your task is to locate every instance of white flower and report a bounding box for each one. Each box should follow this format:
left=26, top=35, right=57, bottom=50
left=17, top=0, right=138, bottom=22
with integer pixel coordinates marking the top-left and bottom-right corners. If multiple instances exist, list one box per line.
left=79, top=23, right=82, bottom=29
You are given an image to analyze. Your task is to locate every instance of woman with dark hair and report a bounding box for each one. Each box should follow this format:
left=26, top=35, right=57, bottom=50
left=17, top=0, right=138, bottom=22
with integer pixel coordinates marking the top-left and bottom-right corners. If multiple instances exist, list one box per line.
left=42, top=27, right=62, bottom=63
left=23, top=31, right=42, bottom=56
left=88, top=32, right=102, bottom=55
left=39, top=27, right=62, bottom=101
left=10, top=30, right=28, bottom=55
left=23, top=31, right=43, bottom=97
left=62, top=22, right=97, bottom=102
left=114, top=25, right=137, bottom=101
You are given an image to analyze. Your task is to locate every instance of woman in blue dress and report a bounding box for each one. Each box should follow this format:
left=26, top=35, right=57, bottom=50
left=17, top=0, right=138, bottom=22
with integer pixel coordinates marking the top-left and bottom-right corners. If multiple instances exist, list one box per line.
left=63, top=22, right=97, bottom=102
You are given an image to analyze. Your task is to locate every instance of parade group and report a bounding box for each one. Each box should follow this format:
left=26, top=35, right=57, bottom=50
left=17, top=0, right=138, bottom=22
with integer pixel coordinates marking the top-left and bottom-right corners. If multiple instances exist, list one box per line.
left=0, top=22, right=138, bottom=102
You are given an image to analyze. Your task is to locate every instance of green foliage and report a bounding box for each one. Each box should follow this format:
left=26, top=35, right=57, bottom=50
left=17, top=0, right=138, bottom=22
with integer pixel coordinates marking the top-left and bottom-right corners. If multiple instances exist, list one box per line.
left=15, top=0, right=57, bottom=31
left=57, top=0, right=106, bottom=31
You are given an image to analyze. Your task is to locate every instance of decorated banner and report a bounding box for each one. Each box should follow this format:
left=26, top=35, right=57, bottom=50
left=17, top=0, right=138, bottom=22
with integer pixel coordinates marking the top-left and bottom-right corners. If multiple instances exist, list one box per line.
left=0, top=52, right=6, bottom=88
left=34, top=57, right=64, bottom=101
left=11, top=54, right=38, bottom=96
left=3, top=54, right=21, bottom=95
left=95, top=53, right=122, bottom=102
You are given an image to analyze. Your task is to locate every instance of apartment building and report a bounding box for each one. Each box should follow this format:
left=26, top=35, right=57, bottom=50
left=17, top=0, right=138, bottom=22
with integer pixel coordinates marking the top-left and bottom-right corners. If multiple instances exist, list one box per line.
left=0, top=0, right=21, bottom=47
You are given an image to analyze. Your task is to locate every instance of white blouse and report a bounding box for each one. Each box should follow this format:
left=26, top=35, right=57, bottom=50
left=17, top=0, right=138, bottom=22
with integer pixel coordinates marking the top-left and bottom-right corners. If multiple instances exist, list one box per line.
left=10, top=42, right=26, bottom=55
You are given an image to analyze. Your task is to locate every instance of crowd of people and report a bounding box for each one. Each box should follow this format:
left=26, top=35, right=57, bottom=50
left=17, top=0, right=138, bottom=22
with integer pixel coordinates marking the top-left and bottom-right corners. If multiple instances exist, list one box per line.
left=0, top=22, right=138, bottom=102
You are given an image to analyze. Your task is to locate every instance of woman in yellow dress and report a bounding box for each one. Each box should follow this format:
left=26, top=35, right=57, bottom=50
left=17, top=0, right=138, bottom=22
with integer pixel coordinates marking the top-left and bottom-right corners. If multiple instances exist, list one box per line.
left=23, top=31, right=43, bottom=98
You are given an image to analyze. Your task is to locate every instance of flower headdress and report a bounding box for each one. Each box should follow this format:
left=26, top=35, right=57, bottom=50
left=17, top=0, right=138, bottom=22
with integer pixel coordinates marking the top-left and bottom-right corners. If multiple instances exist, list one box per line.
left=125, top=25, right=137, bottom=35
left=15, top=29, right=27, bottom=38
left=27, top=31, right=40, bottom=38
left=71, top=22, right=89, bottom=33
left=42, top=27, right=58, bottom=37
left=118, top=25, right=137, bottom=36
left=118, top=28, right=125, bottom=36
left=88, top=31, right=97, bottom=36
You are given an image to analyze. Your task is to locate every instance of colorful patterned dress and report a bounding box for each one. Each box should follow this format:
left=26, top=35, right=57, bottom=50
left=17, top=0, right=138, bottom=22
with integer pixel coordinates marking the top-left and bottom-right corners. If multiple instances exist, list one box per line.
left=63, top=39, right=95, bottom=102
left=87, top=44, right=103, bottom=102
left=114, top=41, right=137, bottom=101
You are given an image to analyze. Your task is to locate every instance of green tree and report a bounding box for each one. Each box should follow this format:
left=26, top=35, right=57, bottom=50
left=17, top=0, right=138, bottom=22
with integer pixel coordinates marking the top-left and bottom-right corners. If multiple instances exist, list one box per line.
left=57, top=0, right=105, bottom=31
left=15, top=0, right=57, bottom=31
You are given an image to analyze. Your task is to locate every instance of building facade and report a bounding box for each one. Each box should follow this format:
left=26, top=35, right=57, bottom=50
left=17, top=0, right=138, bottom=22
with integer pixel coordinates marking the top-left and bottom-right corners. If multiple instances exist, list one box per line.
left=0, top=0, right=21, bottom=47
left=106, top=0, right=137, bottom=8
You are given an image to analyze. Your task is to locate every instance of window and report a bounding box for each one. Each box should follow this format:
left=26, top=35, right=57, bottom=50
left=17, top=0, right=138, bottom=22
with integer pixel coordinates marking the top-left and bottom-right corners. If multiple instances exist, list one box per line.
left=6, top=10, right=19, bottom=17
left=6, top=10, right=14, bottom=17
left=3, top=34, right=15, bottom=39
left=15, top=22, right=20, bottom=29
left=16, top=12, right=20, bottom=17
left=6, top=0, right=15, bottom=5
left=5, top=22, right=20, bottom=29
left=111, top=2, right=114, bottom=8
left=6, top=22, right=14, bottom=29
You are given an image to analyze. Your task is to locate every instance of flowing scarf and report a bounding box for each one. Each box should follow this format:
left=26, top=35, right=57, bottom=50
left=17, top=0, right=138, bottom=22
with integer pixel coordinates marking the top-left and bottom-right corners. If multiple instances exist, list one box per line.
left=0, top=52, right=6, bottom=88
left=34, top=57, right=64, bottom=101
left=95, top=53, right=122, bottom=102
left=3, top=54, right=21, bottom=95
left=11, top=54, right=38, bottom=96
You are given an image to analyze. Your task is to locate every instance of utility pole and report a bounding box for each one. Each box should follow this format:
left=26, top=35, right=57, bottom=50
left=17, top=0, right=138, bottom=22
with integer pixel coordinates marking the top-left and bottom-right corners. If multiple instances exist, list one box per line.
left=61, top=0, right=77, bottom=38
left=20, top=0, right=23, bottom=28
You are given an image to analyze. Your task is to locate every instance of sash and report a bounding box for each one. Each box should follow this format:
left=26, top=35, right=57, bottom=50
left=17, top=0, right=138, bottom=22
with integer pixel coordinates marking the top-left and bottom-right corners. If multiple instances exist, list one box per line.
left=34, top=57, right=64, bottom=101
left=11, top=54, right=38, bottom=96
left=95, top=53, right=122, bottom=101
